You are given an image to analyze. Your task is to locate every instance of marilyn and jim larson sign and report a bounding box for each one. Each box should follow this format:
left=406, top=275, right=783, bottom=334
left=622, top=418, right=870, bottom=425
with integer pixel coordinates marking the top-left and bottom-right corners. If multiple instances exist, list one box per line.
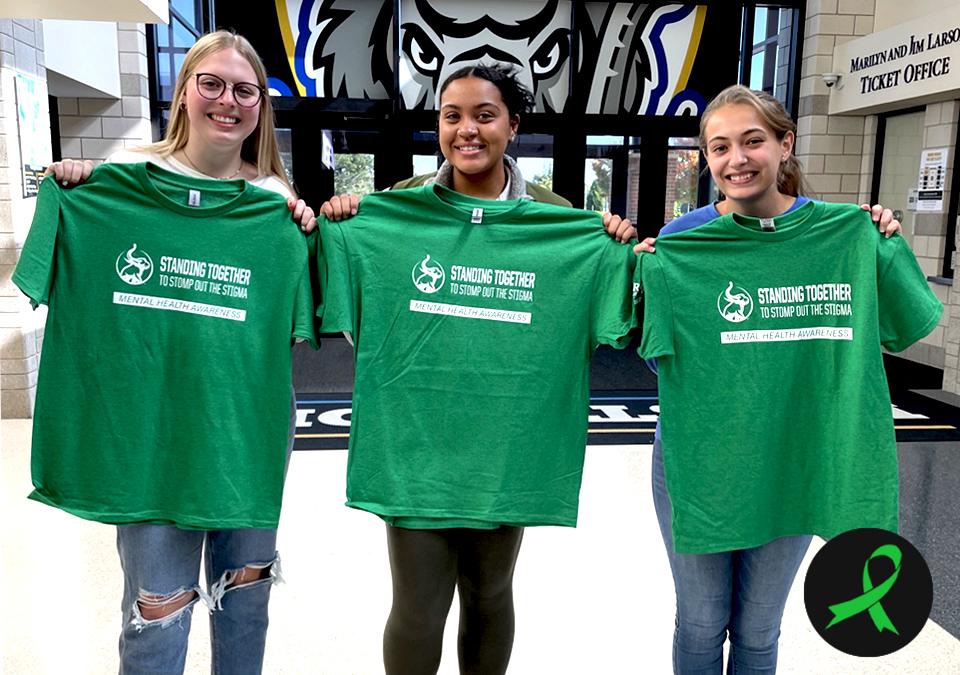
left=831, top=6, right=960, bottom=115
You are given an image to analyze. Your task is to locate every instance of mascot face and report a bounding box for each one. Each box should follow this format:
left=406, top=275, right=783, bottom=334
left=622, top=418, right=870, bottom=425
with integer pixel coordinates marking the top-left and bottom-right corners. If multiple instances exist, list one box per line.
left=278, top=0, right=394, bottom=98
left=276, top=1, right=706, bottom=116
left=397, top=0, right=571, bottom=112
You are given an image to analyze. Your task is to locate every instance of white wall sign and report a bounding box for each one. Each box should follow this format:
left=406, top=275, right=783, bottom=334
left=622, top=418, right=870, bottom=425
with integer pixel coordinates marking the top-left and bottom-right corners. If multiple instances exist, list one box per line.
left=830, top=6, right=960, bottom=114
left=14, top=72, right=50, bottom=198
left=917, top=147, right=948, bottom=212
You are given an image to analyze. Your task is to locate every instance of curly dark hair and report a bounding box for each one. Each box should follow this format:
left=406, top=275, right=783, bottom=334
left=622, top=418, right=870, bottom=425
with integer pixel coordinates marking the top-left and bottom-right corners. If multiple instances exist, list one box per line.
left=438, top=63, right=535, bottom=117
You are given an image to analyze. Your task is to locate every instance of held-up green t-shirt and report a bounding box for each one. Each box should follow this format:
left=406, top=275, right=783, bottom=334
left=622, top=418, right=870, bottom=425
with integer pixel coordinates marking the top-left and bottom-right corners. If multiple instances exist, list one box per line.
left=638, top=201, right=942, bottom=553
left=318, top=183, right=636, bottom=528
left=13, top=162, right=317, bottom=529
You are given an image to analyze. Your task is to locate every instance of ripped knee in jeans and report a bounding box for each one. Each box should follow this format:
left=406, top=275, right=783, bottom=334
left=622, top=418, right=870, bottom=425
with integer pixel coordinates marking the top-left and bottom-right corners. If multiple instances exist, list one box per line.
left=131, top=587, right=199, bottom=631
left=205, top=554, right=284, bottom=610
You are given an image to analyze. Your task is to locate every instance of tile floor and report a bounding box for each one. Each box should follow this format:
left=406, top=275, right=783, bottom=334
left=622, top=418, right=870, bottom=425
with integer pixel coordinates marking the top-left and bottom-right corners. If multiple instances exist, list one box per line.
left=2, top=419, right=958, bottom=674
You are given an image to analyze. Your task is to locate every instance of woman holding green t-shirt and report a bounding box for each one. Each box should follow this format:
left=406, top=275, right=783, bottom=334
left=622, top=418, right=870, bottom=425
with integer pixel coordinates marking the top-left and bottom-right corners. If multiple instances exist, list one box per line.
left=320, top=63, right=641, bottom=675
left=45, top=31, right=316, bottom=675
left=635, top=86, right=904, bottom=675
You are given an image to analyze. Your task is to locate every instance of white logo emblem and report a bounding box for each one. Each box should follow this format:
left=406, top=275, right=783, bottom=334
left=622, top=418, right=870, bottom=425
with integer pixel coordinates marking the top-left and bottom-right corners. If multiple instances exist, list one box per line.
left=412, top=254, right=445, bottom=293
left=116, top=244, right=154, bottom=286
left=717, top=281, right=753, bottom=322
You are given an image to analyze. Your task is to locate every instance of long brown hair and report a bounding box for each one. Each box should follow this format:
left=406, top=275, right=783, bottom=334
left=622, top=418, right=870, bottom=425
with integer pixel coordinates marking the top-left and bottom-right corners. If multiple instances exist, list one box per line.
left=700, top=85, right=812, bottom=198
left=141, top=30, right=293, bottom=194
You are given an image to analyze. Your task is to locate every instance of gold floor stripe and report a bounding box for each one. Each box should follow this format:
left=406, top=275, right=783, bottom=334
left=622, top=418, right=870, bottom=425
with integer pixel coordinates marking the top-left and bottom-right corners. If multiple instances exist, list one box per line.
left=588, top=428, right=655, bottom=434
left=297, top=425, right=955, bottom=441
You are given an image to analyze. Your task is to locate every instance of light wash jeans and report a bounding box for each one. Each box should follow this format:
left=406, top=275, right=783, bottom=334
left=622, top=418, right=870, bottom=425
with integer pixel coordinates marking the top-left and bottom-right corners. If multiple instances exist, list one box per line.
left=116, top=524, right=281, bottom=675
left=652, top=439, right=812, bottom=675
left=115, top=391, right=295, bottom=675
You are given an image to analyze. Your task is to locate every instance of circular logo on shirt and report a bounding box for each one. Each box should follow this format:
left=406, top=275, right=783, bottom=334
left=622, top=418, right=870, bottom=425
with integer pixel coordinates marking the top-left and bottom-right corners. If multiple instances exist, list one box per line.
left=116, top=244, right=154, bottom=286
left=412, top=254, right=445, bottom=294
left=717, top=281, right=753, bottom=322
left=803, top=528, right=932, bottom=657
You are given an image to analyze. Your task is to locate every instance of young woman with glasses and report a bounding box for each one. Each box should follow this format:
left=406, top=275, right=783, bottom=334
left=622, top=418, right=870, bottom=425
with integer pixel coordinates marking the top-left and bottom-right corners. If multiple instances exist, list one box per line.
left=44, top=30, right=314, bottom=675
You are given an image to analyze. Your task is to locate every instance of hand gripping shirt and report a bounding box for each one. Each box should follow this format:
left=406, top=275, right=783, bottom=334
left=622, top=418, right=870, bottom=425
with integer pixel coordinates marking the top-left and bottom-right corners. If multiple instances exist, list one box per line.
left=638, top=200, right=942, bottom=553
left=13, top=162, right=317, bottom=529
left=318, top=184, right=637, bottom=529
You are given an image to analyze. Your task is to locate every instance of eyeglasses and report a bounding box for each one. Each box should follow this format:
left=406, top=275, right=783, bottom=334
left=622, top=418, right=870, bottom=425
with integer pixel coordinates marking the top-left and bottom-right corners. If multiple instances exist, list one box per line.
left=194, top=73, right=264, bottom=108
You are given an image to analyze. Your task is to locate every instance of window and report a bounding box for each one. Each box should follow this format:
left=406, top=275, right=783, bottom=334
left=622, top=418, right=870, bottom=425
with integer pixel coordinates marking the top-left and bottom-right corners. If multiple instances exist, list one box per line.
left=148, top=1, right=213, bottom=135
left=333, top=153, right=375, bottom=197
left=664, top=138, right=701, bottom=224
left=585, top=136, right=623, bottom=213
left=741, top=4, right=799, bottom=109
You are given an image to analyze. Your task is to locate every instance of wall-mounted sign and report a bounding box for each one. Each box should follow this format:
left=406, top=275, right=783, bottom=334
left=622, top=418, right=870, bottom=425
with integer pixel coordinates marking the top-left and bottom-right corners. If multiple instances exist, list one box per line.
left=916, top=147, right=948, bottom=212
left=830, top=6, right=960, bottom=115
left=14, top=72, right=50, bottom=197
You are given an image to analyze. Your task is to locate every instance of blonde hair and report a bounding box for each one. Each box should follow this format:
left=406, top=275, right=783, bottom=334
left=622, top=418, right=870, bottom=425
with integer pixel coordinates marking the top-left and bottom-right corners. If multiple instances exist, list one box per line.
left=141, top=30, right=293, bottom=194
left=699, top=85, right=811, bottom=198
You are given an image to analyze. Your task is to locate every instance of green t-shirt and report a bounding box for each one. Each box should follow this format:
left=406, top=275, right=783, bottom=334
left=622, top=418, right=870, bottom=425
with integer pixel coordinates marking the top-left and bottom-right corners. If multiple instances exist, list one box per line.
left=638, top=200, right=942, bottom=553
left=318, top=184, right=636, bottom=528
left=13, top=162, right=317, bottom=529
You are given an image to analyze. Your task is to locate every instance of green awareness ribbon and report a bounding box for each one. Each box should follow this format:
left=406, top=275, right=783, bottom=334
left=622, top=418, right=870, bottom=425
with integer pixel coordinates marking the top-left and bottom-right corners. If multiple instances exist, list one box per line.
left=825, top=544, right=902, bottom=635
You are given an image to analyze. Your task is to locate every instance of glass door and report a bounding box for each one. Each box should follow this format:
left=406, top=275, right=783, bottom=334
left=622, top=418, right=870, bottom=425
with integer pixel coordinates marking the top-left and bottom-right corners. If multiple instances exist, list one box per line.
left=877, top=111, right=925, bottom=250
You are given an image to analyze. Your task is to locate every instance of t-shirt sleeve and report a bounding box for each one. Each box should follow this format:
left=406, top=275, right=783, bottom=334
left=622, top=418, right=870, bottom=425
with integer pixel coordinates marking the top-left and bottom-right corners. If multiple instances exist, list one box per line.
left=12, top=177, right=62, bottom=307
left=316, top=218, right=356, bottom=334
left=876, top=234, right=943, bottom=352
left=590, top=238, right=638, bottom=349
left=636, top=252, right=676, bottom=359
left=292, top=251, right=319, bottom=349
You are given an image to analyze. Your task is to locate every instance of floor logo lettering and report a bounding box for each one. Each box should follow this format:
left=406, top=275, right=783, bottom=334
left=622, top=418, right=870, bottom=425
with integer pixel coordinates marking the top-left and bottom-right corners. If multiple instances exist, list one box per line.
left=804, top=528, right=933, bottom=656
left=717, top=281, right=753, bottom=322
left=412, top=254, right=445, bottom=293
left=116, top=243, right=153, bottom=286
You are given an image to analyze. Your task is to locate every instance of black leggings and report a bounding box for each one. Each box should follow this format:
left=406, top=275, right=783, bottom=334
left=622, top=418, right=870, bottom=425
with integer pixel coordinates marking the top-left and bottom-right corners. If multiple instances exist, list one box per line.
left=383, top=524, right=525, bottom=675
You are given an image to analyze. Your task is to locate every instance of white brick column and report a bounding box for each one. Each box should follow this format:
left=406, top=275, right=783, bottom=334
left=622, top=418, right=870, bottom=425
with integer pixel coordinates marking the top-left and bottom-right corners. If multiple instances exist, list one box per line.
left=1, top=21, right=153, bottom=418
left=924, top=101, right=960, bottom=392
left=58, top=23, right=151, bottom=163
left=796, top=0, right=876, bottom=204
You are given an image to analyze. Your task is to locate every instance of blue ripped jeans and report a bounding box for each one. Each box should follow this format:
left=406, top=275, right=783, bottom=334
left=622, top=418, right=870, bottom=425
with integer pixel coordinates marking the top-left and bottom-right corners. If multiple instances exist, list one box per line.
left=115, top=391, right=295, bottom=674
left=652, top=440, right=811, bottom=674
left=116, top=524, right=281, bottom=675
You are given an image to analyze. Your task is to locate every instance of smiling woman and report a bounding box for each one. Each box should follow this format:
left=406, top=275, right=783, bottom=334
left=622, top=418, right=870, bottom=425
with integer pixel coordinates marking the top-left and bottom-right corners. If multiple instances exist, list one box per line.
left=437, top=73, right=521, bottom=199
left=170, top=47, right=264, bottom=179
left=37, top=29, right=317, bottom=675
left=316, top=62, right=630, bottom=675
left=635, top=84, right=927, bottom=675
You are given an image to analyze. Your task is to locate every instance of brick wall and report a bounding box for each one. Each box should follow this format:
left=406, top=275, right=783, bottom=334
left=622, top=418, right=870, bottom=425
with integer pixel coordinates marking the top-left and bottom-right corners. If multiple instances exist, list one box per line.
left=798, top=0, right=954, bottom=377
left=663, top=152, right=679, bottom=225
left=797, top=1, right=876, bottom=205
left=57, top=23, right=151, bottom=164
left=0, top=21, right=152, bottom=418
left=0, top=19, right=50, bottom=418
left=922, top=101, right=960, bottom=390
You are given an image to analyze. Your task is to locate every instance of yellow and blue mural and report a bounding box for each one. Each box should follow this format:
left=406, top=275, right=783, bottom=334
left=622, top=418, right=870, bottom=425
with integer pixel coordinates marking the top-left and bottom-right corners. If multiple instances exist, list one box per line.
left=217, top=1, right=737, bottom=116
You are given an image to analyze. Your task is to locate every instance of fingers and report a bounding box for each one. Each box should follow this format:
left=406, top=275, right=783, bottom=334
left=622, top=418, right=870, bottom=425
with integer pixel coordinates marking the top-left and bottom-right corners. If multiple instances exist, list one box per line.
left=882, top=212, right=901, bottom=238
left=864, top=203, right=902, bottom=238
left=877, top=207, right=901, bottom=238
left=319, top=194, right=359, bottom=221
left=633, top=237, right=657, bottom=255
left=55, top=158, right=94, bottom=186
left=602, top=213, right=638, bottom=243
left=287, top=198, right=319, bottom=233
left=45, top=159, right=93, bottom=186
left=300, top=206, right=317, bottom=233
